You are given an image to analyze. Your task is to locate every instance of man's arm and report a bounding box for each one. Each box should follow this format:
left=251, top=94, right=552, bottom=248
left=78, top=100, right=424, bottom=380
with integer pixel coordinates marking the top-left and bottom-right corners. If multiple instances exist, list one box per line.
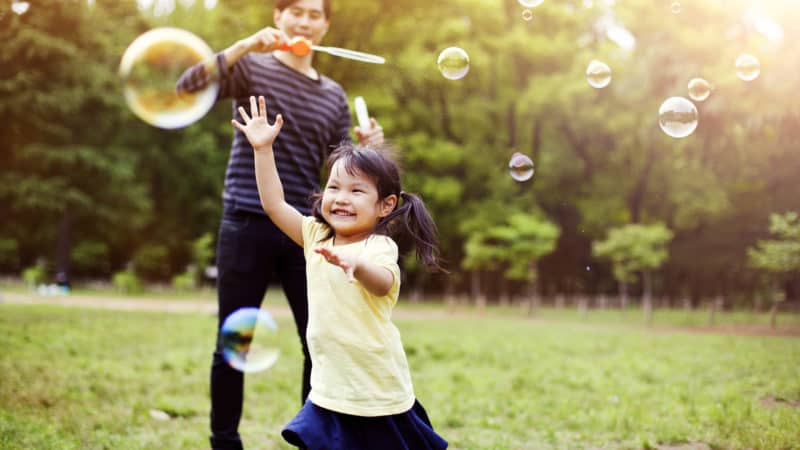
left=176, top=27, right=288, bottom=94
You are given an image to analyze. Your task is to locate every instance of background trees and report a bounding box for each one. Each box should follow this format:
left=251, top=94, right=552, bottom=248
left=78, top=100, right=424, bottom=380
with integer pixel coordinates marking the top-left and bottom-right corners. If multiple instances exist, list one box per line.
left=2, top=0, right=799, bottom=307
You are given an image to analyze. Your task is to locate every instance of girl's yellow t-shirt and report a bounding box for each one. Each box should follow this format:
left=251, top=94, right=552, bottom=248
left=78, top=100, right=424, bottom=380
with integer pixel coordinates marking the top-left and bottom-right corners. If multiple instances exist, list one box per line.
left=302, top=216, right=415, bottom=417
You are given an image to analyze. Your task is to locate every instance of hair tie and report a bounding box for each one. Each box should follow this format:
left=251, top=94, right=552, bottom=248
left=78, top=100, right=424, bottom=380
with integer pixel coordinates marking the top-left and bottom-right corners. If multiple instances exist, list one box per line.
left=399, top=191, right=406, bottom=197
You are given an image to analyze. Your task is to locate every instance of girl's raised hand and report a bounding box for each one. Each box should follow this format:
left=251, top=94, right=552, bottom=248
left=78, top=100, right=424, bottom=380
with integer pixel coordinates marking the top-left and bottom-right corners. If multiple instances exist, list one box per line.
left=231, top=96, right=283, bottom=151
left=314, top=247, right=357, bottom=282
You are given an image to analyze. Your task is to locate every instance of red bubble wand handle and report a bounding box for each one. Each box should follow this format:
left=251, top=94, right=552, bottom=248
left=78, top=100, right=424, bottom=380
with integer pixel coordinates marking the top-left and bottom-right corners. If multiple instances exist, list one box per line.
left=276, top=36, right=385, bottom=65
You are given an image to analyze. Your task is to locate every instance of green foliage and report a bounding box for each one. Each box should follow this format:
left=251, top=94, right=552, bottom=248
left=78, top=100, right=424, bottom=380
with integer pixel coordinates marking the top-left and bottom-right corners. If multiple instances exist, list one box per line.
left=748, top=212, right=800, bottom=276
left=190, top=232, right=214, bottom=283
left=70, top=241, right=111, bottom=277
left=112, top=270, right=142, bottom=294
left=3, top=0, right=800, bottom=300
left=132, top=245, right=171, bottom=281
left=0, top=238, right=20, bottom=271
left=463, top=213, right=560, bottom=282
left=171, top=270, right=196, bottom=292
left=21, top=264, right=46, bottom=287
left=593, top=223, right=674, bottom=283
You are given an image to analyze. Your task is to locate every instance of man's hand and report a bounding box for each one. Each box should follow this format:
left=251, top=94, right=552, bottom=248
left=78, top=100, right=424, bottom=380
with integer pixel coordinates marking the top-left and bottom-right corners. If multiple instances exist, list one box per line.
left=355, top=118, right=384, bottom=147
left=231, top=96, right=284, bottom=151
left=315, top=247, right=359, bottom=282
left=242, top=27, right=289, bottom=53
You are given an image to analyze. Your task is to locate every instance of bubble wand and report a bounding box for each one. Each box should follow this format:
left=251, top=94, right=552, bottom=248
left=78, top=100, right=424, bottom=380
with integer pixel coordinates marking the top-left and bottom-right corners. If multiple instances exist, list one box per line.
left=277, top=36, right=385, bottom=65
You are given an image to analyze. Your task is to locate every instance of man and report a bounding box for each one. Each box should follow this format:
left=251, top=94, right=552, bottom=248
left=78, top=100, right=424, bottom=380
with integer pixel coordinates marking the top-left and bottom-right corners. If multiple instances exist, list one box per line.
left=177, top=1, right=383, bottom=448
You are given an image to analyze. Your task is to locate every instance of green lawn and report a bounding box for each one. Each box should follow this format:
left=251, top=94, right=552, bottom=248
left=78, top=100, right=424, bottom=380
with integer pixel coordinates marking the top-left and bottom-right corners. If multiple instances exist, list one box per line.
left=1, top=302, right=798, bottom=449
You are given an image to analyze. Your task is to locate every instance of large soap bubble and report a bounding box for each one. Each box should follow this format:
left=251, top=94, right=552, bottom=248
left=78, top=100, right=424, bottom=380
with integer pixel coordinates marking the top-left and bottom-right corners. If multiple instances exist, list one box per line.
left=437, top=47, right=470, bottom=81
left=119, top=27, right=218, bottom=129
left=220, top=308, right=280, bottom=373
left=658, top=97, right=698, bottom=138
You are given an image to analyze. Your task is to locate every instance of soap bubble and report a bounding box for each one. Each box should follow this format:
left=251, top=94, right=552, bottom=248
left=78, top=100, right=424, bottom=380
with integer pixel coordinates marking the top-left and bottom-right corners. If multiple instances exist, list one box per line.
left=119, top=27, right=219, bottom=129
left=509, top=153, right=535, bottom=182
left=687, top=78, right=712, bottom=102
left=220, top=308, right=280, bottom=373
left=522, top=9, right=533, bottom=21
left=658, top=97, right=698, bottom=139
left=518, top=0, right=544, bottom=7
left=735, top=53, right=760, bottom=81
left=671, top=2, right=681, bottom=14
left=437, top=47, right=470, bottom=81
left=586, top=60, right=611, bottom=88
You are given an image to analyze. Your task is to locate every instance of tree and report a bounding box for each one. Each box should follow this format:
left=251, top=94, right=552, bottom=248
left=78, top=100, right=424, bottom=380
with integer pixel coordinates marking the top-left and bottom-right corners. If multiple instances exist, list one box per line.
left=748, top=212, right=800, bottom=327
left=593, top=223, right=673, bottom=321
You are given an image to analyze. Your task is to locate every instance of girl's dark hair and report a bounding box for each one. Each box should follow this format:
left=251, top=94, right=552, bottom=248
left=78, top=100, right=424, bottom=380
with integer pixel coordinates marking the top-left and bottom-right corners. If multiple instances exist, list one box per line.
left=275, top=0, right=330, bottom=18
left=310, top=144, right=444, bottom=272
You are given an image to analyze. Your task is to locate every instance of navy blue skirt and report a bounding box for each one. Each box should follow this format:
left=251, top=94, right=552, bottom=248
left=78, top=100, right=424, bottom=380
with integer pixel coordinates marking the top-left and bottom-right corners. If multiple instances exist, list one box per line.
left=281, top=399, right=448, bottom=450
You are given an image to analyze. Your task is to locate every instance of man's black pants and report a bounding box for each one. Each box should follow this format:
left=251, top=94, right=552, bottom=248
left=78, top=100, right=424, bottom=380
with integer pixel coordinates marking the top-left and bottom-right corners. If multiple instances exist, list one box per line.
left=210, top=205, right=311, bottom=450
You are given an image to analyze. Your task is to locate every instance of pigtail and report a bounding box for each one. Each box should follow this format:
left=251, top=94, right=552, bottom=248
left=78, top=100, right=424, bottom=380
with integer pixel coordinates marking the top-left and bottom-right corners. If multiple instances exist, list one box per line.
left=379, top=191, right=445, bottom=273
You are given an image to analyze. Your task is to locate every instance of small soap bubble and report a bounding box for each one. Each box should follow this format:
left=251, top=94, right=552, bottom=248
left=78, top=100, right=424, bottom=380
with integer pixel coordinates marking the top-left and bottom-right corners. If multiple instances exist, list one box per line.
left=220, top=308, right=280, bottom=373
left=509, top=152, right=535, bottom=182
left=119, top=27, right=219, bottom=129
left=687, top=78, right=712, bottom=102
left=671, top=2, right=681, bottom=14
left=522, top=9, right=533, bottom=21
left=586, top=60, right=611, bottom=89
left=735, top=53, right=760, bottom=81
left=12, top=1, right=30, bottom=15
left=518, top=0, right=544, bottom=7
left=658, top=97, right=698, bottom=139
left=437, top=47, right=470, bottom=81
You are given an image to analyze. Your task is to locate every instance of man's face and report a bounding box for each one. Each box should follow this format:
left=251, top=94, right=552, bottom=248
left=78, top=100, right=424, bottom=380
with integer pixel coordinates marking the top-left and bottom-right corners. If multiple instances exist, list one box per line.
left=274, top=0, right=329, bottom=46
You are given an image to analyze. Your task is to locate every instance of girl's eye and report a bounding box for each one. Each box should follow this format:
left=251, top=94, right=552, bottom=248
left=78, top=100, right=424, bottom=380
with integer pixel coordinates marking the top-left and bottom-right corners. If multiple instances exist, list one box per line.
left=353, top=189, right=364, bottom=194
left=327, top=186, right=338, bottom=191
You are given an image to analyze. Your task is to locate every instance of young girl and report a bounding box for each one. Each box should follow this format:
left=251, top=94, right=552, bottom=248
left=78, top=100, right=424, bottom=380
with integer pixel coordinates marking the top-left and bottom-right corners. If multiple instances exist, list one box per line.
left=232, top=96, right=448, bottom=450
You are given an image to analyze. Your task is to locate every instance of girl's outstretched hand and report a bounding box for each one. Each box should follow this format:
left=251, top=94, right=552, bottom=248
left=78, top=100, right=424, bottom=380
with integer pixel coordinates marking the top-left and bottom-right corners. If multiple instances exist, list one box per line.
left=314, top=247, right=358, bottom=282
left=231, top=95, right=283, bottom=151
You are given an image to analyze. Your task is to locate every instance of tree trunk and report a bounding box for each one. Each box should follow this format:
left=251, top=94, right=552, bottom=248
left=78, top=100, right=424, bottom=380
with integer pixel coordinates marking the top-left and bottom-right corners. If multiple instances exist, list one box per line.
left=445, top=277, right=457, bottom=312
left=526, top=262, right=539, bottom=317
left=770, top=302, right=778, bottom=329
left=410, top=272, right=426, bottom=304
left=618, top=281, right=629, bottom=309
left=470, top=270, right=486, bottom=313
left=642, top=270, right=653, bottom=325
left=55, top=206, right=72, bottom=289
left=578, top=296, right=588, bottom=319
left=707, top=299, right=716, bottom=326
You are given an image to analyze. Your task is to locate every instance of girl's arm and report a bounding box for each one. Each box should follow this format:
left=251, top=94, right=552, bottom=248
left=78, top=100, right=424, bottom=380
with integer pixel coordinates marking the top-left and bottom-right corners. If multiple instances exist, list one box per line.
left=314, top=248, right=394, bottom=296
left=232, top=96, right=304, bottom=247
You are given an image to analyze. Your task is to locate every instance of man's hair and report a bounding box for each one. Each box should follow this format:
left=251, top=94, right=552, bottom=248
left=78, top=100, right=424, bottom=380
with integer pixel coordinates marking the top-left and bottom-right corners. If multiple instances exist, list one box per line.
left=275, top=0, right=330, bottom=18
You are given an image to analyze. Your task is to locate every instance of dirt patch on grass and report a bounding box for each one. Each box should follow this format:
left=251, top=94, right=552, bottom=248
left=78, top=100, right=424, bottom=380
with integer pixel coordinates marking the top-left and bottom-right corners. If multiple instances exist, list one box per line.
left=760, top=395, right=800, bottom=409
left=656, top=442, right=711, bottom=450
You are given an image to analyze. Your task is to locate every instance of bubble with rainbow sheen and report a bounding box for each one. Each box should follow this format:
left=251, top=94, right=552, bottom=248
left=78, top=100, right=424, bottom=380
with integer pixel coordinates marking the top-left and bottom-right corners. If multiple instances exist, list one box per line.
left=509, top=152, right=535, bottom=182
left=437, top=47, right=470, bottom=81
left=119, top=27, right=218, bottom=129
left=220, top=307, right=280, bottom=373
left=658, top=97, right=698, bottom=139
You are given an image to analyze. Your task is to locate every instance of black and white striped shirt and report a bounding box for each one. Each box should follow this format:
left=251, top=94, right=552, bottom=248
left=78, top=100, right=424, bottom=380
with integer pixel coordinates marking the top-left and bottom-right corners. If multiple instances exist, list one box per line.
left=177, top=52, right=351, bottom=215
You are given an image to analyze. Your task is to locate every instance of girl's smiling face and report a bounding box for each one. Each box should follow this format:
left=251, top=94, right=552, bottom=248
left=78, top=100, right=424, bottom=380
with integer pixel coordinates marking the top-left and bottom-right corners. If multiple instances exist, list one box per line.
left=321, top=160, right=395, bottom=245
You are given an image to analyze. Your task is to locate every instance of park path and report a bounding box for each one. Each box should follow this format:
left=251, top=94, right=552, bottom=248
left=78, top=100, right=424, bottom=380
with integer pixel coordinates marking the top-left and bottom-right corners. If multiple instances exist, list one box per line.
left=0, top=292, right=453, bottom=320
left=3, top=291, right=798, bottom=336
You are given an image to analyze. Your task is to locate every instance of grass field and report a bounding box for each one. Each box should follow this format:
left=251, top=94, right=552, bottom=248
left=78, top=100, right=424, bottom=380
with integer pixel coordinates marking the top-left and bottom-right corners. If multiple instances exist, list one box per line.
left=1, top=294, right=799, bottom=449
